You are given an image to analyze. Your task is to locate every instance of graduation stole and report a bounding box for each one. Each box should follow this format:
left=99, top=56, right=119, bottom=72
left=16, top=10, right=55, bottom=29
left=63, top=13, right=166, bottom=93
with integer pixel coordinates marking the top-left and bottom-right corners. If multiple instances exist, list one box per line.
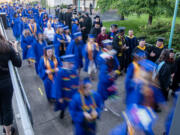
left=133, top=61, right=140, bottom=79
left=87, top=42, right=99, bottom=61
left=122, top=111, right=135, bottom=135
left=79, top=90, right=97, bottom=115
left=156, top=44, right=164, bottom=49
left=137, top=45, right=146, bottom=51
left=29, top=23, right=37, bottom=35
left=44, top=57, right=58, bottom=81
left=127, top=35, right=134, bottom=39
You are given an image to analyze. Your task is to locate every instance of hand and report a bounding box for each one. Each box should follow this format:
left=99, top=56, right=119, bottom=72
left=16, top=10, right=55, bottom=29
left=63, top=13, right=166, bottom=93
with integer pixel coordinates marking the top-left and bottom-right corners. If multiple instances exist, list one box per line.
left=150, top=52, right=156, bottom=57
left=11, top=41, right=18, bottom=52
left=46, top=70, right=51, bottom=74
left=27, top=45, right=32, bottom=48
left=59, top=98, right=63, bottom=103
left=84, top=112, right=92, bottom=121
left=91, top=109, right=98, bottom=119
left=55, top=68, right=59, bottom=72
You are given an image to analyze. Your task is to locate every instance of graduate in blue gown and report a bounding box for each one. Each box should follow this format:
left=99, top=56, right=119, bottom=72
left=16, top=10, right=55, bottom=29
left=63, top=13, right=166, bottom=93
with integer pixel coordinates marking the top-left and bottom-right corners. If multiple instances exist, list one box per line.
left=125, top=50, right=146, bottom=105
left=97, top=40, right=120, bottom=103
left=66, top=32, right=84, bottom=72
left=53, top=25, right=68, bottom=57
left=83, top=34, right=99, bottom=79
left=54, top=54, right=79, bottom=119
left=12, top=13, right=23, bottom=41
left=127, top=59, right=165, bottom=110
left=110, top=104, right=157, bottom=135
left=71, top=18, right=80, bottom=36
left=27, top=18, right=41, bottom=39
left=69, top=78, right=103, bottom=135
left=33, top=33, right=47, bottom=74
left=21, top=29, right=36, bottom=64
left=63, top=26, right=72, bottom=44
left=38, top=45, right=62, bottom=101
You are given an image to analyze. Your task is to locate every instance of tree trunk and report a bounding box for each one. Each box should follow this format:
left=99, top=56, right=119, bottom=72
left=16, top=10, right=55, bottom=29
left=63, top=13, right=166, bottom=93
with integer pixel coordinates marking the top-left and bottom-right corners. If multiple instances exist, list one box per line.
left=120, top=14, right=124, bottom=20
left=148, top=15, right=153, bottom=25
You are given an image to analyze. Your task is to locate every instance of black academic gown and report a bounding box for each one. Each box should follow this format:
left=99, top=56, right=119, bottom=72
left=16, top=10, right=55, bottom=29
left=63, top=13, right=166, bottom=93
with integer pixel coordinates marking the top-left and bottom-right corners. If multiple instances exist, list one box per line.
left=65, top=12, right=72, bottom=29
left=84, top=16, right=92, bottom=34
left=148, top=46, right=164, bottom=62
left=90, top=27, right=101, bottom=39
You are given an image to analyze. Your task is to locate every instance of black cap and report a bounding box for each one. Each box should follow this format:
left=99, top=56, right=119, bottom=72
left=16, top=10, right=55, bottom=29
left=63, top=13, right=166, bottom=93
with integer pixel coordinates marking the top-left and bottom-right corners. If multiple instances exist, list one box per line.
left=111, top=24, right=118, bottom=28
left=94, top=15, right=100, bottom=19
left=138, top=37, right=146, bottom=41
left=157, top=37, right=165, bottom=42
left=118, top=27, right=126, bottom=33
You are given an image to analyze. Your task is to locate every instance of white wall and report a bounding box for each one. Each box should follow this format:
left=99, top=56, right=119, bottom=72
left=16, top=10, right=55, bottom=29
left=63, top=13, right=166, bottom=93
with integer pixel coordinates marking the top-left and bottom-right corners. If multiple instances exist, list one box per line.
left=47, top=0, right=73, bottom=7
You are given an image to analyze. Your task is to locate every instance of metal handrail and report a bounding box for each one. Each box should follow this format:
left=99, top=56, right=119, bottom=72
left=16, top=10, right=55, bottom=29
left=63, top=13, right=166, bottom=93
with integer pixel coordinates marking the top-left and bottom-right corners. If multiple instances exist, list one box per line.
left=0, top=18, right=34, bottom=135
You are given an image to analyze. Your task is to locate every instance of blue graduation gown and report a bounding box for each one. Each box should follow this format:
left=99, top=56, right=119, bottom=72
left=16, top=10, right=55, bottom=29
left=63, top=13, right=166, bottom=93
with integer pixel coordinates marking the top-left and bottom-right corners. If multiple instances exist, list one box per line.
left=125, top=63, right=136, bottom=105
left=38, top=57, right=62, bottom=99
left=21, top=35, right=36, bottom=61
left=97, top=63, right=116, bottom=102
left=66, top=40, right=84, bottom=69
left=53, top=33, right=68, bottom=57
left=110, top=123, right=127, bottom=135
left=33, top=40, right=47, bottom=73
left=54, top=68, right=79, bottom=111
left=12, top=17, right=22, bottom=40
left=72, top=23, right=80, bottom=35
left=27, top=23, right=42, bottom=37
left=82, top=43, right=99, bottom=72
left=69, top=91, right=102, bottom=135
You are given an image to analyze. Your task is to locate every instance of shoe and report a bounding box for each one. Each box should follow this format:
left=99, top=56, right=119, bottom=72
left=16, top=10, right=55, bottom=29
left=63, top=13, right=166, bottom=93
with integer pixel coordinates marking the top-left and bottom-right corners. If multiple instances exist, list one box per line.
left=154, top=106, right=162, bottom=113
left=60, top=110, right=65, bottom=119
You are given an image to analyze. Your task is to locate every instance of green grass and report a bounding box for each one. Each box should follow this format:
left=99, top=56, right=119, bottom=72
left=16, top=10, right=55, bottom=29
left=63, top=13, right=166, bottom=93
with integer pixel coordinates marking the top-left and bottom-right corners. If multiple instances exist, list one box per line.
left=103, top=14, right=180, bottom=36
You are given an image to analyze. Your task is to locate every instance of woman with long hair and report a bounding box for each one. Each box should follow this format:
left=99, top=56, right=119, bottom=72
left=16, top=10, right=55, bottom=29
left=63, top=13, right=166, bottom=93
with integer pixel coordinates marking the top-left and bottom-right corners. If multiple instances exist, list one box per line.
left=38, top=45, right=61, bottom=102
left=156, top=49, right=171, bottom=101
left=21, top=29, right=36, bottom=65
left=43, top=22, right=55, bottom=45
left=54, top=25, right=67, bottom=57
left=33, top=33, right=47, bottom=74
left=0, top=32, right=22, bottom=135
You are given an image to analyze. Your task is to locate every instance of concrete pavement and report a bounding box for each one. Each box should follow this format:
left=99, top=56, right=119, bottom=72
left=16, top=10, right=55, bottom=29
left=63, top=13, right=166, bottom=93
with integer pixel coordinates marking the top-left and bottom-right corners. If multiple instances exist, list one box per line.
left=5, top=28, right=173, bottom=135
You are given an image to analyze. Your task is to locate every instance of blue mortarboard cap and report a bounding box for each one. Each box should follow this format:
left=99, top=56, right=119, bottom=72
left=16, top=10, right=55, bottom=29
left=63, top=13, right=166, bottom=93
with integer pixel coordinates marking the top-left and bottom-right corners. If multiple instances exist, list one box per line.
left=73, top=32, right=82, bottom=38
left=123, top=104, right=157, bottom=132
left=63, top=26, right=69, bottom=30
left=61, top=54, right=75, bottom=63
left=43, top=8, right=46, bottom=10
left=57, top=24, right=64, bottom=28
left=83, top=77, right=91, bottom=85
left=49, top=15, right=53, bottom=18
left=132, top=49, right=146, bottom=58
left=102, top=39, right=113, bottom=46
left=88, top=34, right=95, bottom=39
left=44, top=45, right=54, bottom=50
left=138, top=59, right=157, bottom=72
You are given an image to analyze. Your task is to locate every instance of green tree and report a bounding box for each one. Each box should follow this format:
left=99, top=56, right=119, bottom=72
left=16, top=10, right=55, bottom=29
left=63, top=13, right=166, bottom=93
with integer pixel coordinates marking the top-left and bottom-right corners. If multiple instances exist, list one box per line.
left=97, top=0, right=176, bottom=25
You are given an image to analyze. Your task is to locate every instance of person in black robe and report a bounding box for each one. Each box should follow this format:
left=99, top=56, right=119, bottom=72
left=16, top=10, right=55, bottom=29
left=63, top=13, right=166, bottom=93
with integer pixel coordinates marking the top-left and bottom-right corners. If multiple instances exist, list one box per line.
left=92, top=15, right=103, bottom=28
left=148, top=37, right=165, bottom=62
left=55, top=5, right=60, bottom=18
left=84, top=12, right=92, bottom=34
left=133, top=37, right=149, bottom=57
left=112, top=27, right=129, bottom=73
left=58, top=8, right=65, bottom=23
left=89, top=3, right=93, bottom=15
left=64, top=7, right=72, bottom=30
left=171, top=56, right=180, bottom=94
left=156, top=49, right=171, bottom=101
left=125, top=30, right=138, bottom=64
left=79, top=16, right=87, bottom=43
left=90, top=22, right=101, bottom=39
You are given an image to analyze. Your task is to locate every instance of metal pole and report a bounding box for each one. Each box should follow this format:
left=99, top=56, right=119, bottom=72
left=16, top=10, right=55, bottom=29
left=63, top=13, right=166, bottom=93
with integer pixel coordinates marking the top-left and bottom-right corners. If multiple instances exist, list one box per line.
left=78, top=0, right=80, bottom=11
left=168, top=0, right=179, bottom=49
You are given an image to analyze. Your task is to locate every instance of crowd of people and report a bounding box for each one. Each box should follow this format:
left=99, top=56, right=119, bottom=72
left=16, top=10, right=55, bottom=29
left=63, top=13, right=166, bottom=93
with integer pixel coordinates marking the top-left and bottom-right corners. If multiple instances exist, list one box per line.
left=0, top=2, right=180, bottom=135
